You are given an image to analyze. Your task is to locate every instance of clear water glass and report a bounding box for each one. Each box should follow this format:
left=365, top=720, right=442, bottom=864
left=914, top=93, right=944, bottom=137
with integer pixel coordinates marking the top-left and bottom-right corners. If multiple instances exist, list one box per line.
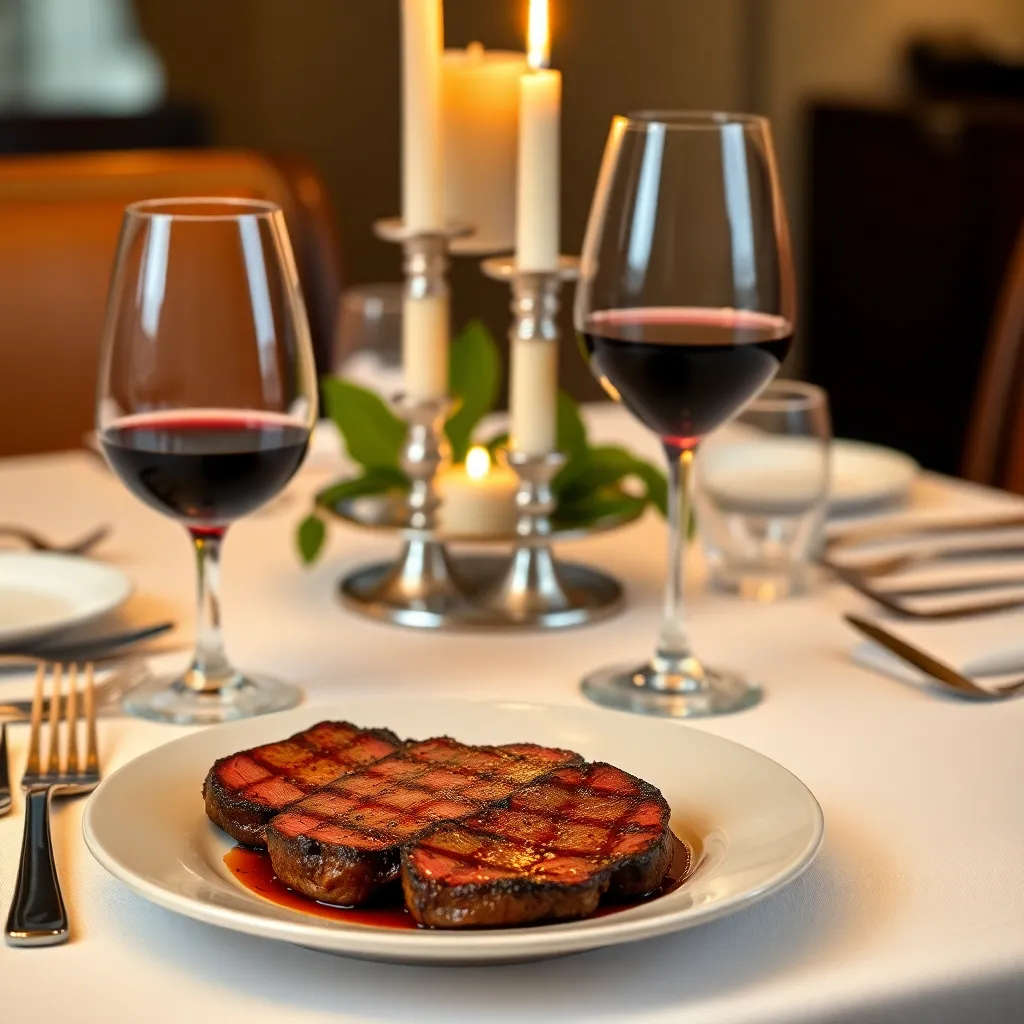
left=696, top=381, right=831, bottom=600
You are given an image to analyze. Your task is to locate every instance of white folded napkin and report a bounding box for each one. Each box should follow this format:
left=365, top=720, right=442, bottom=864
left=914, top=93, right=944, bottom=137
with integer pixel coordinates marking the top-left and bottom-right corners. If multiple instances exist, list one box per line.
left=851, top=608, right=1024, bottom=690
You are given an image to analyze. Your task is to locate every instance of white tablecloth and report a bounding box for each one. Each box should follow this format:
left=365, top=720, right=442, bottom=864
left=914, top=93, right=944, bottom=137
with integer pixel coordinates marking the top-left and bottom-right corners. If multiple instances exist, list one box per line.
left=1, top=406, right=1022, bottom=1023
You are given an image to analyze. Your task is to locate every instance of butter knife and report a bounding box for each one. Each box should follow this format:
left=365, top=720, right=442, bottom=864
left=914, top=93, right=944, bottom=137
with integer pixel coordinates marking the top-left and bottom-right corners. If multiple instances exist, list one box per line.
left=0, top=724, right=10, bottom=817
left=843, top=614, right=1023, bottom=700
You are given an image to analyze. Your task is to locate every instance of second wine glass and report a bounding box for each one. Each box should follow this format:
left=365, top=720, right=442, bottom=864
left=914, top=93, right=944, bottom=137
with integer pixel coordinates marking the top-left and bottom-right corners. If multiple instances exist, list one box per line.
left=575, top=111, right=796, bottom=717
left=97, top=198, right=318, bottom=724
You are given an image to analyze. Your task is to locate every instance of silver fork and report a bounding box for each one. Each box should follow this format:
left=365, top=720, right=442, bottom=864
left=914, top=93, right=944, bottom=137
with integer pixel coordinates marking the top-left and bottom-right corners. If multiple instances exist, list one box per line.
left=4, top=662, right=101, bottom=946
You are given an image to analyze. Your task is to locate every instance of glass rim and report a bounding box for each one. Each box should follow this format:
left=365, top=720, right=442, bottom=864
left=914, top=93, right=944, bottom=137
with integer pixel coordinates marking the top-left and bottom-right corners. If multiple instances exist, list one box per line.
left=745, top=380, right=827, bottom=414
left=621, top=110, right=770, bottom=132
left=123, top=197, right=283, bottom=221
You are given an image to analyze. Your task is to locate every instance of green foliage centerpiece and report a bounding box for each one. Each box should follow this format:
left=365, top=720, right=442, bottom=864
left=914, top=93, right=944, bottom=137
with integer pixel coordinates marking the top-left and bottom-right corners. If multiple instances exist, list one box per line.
left=298, top=320, right=666, bottom=565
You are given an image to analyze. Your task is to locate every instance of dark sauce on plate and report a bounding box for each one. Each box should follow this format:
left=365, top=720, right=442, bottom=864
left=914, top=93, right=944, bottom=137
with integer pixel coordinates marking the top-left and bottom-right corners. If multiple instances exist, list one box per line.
left=224, top=834, right=694, bottom=931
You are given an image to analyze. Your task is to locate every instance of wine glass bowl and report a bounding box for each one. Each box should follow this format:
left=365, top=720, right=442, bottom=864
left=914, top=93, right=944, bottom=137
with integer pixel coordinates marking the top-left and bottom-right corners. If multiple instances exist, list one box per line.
left=97, top=198, right=318, bottom=724
left=575, top=112, right=796, bottom=717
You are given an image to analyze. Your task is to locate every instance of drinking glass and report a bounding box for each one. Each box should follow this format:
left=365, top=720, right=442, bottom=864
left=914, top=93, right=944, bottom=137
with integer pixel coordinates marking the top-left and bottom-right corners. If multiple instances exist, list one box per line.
left=333, top=283, right=403, bottom=375
left=575, top=112, right=796, bottom=717
left=97, top=198, right=318, bottom=724
left=696, top=381, right=831, bottom=601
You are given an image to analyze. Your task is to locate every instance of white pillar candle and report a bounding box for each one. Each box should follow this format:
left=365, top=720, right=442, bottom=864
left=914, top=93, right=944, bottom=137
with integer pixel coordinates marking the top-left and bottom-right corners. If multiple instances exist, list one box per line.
left=401, top=0, right=444, bottom=233
left=511, top=338, right=558, bottom=455
left=443, top=43, right=526, bottom=254
left=515, top=0, right=561, bottom=272
left=437, top=446, right=519, bottom=536
left=403, top=292, right=449, bottom=401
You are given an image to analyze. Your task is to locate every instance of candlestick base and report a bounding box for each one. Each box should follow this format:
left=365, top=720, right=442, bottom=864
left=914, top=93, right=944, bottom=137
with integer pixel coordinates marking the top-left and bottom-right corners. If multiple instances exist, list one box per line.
left=476, top=451, right=599, bottom=623
left=339, top=394, right=472, bottom=621
left=339, top=555, right=623, bottom=631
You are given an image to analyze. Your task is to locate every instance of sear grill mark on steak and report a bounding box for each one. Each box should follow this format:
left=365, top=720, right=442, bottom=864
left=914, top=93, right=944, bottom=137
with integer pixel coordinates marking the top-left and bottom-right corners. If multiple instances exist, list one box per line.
left=265, top=737, right=582, bottom=906
left=204, top=720, right=401, bottom=847
left=401, top=762, right=673, bottom=928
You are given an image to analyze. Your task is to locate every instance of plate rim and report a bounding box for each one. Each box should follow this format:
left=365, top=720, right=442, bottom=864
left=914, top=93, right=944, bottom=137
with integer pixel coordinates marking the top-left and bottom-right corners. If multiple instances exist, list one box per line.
left=0, top=551, right=133, bottom=645
left=83, top=698, right=825, bottom=961
left=829, top=439, right=919, bottom=512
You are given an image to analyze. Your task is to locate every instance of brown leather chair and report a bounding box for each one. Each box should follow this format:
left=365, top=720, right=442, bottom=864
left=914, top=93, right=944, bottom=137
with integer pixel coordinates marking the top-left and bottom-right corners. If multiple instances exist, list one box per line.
left=0, top=149, right=342, bottom=455
left=962, top=220, right=1024, bottom=491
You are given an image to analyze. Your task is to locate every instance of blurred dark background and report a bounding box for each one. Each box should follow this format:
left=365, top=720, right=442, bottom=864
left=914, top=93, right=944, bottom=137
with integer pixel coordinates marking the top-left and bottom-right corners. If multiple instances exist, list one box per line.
left=3, top=0, right=1024, bottom=476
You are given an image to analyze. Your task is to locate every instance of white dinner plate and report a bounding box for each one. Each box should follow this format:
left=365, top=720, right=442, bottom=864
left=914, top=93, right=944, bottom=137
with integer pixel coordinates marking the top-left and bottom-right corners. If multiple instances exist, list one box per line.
left=0, top=552, right=132, bottom=646
left=84, top=699, right=823, bottom=966
left=830, top=440, right=919, bottom=514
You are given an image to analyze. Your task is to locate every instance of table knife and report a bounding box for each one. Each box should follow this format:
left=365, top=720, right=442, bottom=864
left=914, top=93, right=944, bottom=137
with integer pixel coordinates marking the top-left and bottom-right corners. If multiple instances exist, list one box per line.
left=844, top=614, right=995, bottom=698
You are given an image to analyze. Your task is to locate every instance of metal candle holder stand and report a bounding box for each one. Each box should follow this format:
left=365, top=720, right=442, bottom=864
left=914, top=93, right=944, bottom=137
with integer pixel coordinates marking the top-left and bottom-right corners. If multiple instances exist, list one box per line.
left=338, top=237, right=625, bottom=631
left=475, top=255, right=624, bottom=627
left=339, top=220, right=472, bottom=629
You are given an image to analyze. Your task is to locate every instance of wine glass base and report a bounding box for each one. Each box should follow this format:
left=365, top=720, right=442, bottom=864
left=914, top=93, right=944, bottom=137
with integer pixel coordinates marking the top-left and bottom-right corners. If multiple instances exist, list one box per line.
left=122, top=671, right=302, bottom=725
left=581, top=662, right=762, bottom=718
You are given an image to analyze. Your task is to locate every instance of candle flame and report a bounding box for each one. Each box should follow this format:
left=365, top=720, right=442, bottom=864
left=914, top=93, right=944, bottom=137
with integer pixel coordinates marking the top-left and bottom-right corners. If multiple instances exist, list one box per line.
left=466, top=445, right=491, bottom=480
left=527, top=0, right=550, bottom=70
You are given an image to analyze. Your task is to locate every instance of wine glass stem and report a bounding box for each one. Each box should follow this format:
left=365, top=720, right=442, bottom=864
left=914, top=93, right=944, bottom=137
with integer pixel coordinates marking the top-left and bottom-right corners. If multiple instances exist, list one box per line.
left=653, top=444, right=699, bottom=677
left=187, top=529, right=234, bottom=694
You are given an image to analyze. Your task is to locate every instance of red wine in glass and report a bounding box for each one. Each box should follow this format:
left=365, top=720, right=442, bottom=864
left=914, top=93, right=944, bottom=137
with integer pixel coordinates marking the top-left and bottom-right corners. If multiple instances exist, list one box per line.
left=580, top=308, right=793, bottom=449
left=96, top=198, right=319, bottom=724
left=101, top=411, right=310, bottom=531
left=573, top=110, right=795, bottom=718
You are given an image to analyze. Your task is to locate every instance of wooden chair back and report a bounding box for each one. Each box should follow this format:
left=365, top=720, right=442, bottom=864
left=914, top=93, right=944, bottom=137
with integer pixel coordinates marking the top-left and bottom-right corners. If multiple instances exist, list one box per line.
left=962, top=220, right=1024, bottom=490
left=0, top=149, right=342, bottom=455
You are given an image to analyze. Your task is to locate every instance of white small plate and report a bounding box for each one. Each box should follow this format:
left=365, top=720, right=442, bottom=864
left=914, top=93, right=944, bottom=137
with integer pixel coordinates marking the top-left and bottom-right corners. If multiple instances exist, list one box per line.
left=84, top=699, right=824, bottom=966
left=0, top=552, right=132, bottom=646
left=830, top=440, right=919, bottom=514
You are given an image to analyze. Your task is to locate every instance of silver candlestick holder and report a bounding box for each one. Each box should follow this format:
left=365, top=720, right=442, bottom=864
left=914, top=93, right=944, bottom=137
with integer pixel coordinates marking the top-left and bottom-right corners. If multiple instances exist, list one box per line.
left=472, top=255, right=626, bottom=628
left=339, top=220, right=475, bottom=629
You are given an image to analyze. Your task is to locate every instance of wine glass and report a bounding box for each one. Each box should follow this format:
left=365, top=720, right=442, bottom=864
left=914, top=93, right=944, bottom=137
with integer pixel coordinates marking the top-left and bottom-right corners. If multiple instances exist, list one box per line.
left=575, top=112, right=796, bottom=717
left=97, top=198, right=318, bottom=724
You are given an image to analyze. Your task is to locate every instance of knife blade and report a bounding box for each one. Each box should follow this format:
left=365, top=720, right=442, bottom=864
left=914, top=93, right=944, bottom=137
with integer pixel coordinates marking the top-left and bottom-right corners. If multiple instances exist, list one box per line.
left=0, top=621, right=177, bottom=674
left=843, top=614, right=989, bottom=697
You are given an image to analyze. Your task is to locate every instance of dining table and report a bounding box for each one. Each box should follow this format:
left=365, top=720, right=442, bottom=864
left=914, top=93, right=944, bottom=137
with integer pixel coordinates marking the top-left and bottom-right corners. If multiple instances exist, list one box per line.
left=0, top=403, right=1022, bottom=1024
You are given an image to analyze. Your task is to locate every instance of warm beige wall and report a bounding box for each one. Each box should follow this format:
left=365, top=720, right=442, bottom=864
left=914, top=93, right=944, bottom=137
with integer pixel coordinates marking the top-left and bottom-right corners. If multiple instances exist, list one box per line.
left=755, top=0, right=1024, bottom=365
left=134, top=0, right=746, bottom=399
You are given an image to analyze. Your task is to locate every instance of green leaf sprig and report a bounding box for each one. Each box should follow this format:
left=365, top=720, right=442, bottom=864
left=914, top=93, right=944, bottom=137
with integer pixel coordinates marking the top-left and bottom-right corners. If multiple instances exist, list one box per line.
left=297, top=321, right=667, bottom=565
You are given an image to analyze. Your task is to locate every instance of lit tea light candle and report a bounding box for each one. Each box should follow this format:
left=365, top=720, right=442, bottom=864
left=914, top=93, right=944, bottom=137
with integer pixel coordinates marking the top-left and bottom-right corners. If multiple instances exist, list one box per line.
left=437, top=445, right=519, bottom=536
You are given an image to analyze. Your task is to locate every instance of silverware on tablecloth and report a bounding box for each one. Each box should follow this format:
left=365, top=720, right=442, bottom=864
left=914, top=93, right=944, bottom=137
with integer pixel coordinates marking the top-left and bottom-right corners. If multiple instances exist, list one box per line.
left=0, top=723, right=10, bottom=816
left=844, top=614, right=1024, bottom=701
left=0, top=620, right=176, bottom=665
left=825, top=514, right=1024, bottom=618
left=6, top=662, right=103, bottom=947
left=0, top=524, right=110, bottom=556
left=0, top=662, right=149, bottom=723
left=831, top=566, right=1024, bottom=620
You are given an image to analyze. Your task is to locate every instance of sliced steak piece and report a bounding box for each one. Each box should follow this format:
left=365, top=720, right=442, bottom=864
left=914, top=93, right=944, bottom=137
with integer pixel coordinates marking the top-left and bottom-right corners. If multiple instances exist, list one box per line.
left=266, top=737, right=581, bottom=906
left=401, top=762, right=673, bottom=928
left=204, top=720, right=401, bottom=847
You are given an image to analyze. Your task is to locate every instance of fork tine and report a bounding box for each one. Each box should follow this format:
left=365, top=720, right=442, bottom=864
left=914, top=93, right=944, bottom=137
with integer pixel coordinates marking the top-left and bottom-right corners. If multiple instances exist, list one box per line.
left=25, top=663, right=45, bottom=777
left=84, top=663, right=99, bottom=777
left=65, top=663, right=79, bottom=776
left=46, top=663, right=62, bottom=776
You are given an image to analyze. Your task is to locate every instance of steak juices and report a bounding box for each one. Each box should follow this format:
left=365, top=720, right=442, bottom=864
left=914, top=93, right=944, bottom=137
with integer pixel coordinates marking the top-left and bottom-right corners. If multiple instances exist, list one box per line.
left=205, top=723, right=676, bottom=928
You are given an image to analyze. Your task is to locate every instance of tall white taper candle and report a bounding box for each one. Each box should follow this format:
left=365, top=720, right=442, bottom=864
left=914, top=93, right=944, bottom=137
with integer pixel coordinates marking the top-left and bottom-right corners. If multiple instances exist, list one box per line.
left=400, top=0, right=448, bottom=401
left=510, top=0, right=561, bottom=454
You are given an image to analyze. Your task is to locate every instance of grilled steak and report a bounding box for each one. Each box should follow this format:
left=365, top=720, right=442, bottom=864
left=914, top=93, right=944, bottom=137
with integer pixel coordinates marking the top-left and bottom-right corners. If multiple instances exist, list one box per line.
left=204, top=720, right=401, bottom=847
left=266, top=738, right=581, bottom=905
left=401, top=762, right=673, bottom=928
